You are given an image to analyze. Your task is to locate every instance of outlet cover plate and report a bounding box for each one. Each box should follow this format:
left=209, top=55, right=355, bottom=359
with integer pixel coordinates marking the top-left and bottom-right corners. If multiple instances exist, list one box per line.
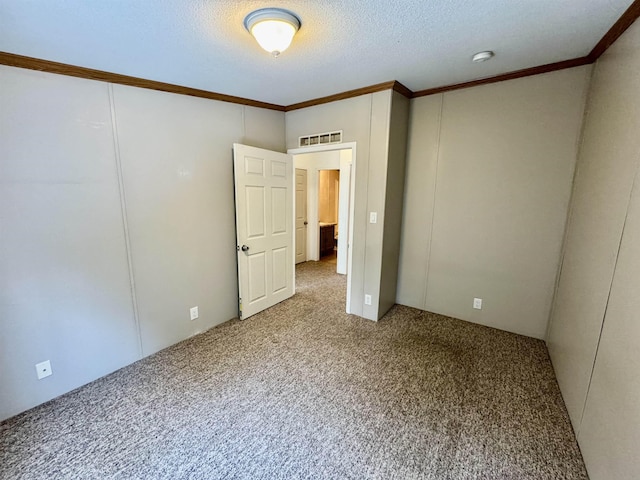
left=190, top=306, right=199, bottom=321
left=473, top=298, right=482, bottom=310
left=35, top=360, right=52, bottom=380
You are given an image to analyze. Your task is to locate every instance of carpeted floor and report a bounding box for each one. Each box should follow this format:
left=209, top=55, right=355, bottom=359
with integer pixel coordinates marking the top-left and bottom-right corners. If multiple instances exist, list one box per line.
left=0, top=260, right=587, bottom=479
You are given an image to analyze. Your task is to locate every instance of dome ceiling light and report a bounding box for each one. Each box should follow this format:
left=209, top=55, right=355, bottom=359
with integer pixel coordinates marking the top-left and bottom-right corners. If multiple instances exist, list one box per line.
left=244, top=8, right=301, bottom=57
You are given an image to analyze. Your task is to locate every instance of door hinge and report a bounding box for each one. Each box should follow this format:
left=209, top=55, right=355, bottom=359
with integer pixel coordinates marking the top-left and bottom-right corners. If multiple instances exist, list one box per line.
left=239, top=297, right=243, bottom=319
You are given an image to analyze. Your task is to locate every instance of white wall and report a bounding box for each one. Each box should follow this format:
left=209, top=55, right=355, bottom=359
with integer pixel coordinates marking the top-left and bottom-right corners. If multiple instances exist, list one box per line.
left=0, top=65, right=285, bottom=420
left=397, top=66, right=592, bottom=338
left=0, top=67, right=140, bottom=421
left=547, top=19, right=640, bottom=479
left=112, top=85, right=241, bottom=355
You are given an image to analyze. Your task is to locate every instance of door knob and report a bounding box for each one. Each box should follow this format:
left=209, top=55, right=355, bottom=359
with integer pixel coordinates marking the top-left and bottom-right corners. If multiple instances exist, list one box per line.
left=241, top=245, right=250, bottom=252
left=304, top=221, right=308, bottom=225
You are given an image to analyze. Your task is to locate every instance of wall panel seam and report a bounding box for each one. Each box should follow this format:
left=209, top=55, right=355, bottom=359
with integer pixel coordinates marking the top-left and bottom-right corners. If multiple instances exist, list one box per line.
left=422, top=93, right=445, bottom=310
left=108, top=83, right=144, bottom=358
left=545, top=65, right=596, bottom=342
left=577, top=157, right=640, bottom=438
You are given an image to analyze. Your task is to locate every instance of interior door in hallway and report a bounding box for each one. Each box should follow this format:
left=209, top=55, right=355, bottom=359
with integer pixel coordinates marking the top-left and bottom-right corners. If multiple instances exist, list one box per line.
left=295, top=169, right=307, bottom=264
left=233, top=144, right=294, bottom=320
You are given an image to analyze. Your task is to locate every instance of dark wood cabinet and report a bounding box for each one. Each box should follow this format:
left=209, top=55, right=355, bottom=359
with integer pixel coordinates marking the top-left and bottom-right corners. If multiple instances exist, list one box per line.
left=319, top=224, right=335, bottom=257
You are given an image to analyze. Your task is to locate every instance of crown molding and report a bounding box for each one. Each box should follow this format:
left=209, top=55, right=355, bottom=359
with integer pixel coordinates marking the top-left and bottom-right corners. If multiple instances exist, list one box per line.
left=412, top=0, right=640, bottom=99
left=588, top=0, right=640, bottom=61
left=0, top=51, right=286, bottom=111
left=391, top=81, right=413, bottom=99
left=285, top=81, right=398, bottom=111
left=1, top=1, right=638, bottom=109
left=411, top=57, right=591, bottom=98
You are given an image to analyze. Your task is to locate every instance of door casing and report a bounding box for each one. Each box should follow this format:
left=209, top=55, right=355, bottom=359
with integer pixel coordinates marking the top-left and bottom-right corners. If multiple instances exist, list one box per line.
left=288, top=142, right=357, bottom=314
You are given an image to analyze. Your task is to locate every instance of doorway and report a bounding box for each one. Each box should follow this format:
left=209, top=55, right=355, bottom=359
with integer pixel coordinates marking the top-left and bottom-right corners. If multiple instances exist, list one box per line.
left=318, top=168, right=340, bottom=262
left=288, top=143, right=356, bottom=313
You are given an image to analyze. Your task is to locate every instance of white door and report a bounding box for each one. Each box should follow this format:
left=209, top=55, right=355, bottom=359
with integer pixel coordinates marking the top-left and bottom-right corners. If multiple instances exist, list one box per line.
left=233, top=144, right=294, bottom=319
left=295, top=169, right=307, bottom=264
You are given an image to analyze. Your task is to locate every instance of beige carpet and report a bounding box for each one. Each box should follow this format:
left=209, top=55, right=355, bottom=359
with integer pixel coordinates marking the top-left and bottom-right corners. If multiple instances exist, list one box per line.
left=0, top=260, right=587, bottom=479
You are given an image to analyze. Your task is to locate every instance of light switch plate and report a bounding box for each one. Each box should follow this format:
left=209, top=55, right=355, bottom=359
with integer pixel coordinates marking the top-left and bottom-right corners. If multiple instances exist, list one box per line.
left=364, top=294, right=372, bottom=305
left=369, top=212, right=377, bottom=224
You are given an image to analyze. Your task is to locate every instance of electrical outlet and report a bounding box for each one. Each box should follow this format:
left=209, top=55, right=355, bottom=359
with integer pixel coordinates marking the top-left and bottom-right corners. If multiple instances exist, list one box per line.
left=190, top=306, right=199, bottom=321
left=364, top=294, right=372, bottom=305
left=473, top=298, right=483, bottom=310
left=369, top=212, right=377, bottom=224
left=35, top=360, right=52, bottom=380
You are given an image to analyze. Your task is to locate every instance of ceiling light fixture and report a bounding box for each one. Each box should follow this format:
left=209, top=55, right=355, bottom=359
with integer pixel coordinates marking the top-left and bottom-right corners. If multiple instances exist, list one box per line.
left=472, top=51, right=495, bottom=63
left=244, top=8, right=301, bottom=57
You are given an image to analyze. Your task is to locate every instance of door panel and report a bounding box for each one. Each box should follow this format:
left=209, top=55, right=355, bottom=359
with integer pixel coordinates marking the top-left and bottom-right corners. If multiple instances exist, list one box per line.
left=272, top=161, right=287, bottom=177
left=245, top=156, right=265, bottom=175
left=272, top=247, right=288, bottom=293
left=272, top=187, right=287, bottom=234
left=245, top=186, right=266, bottom=238
left=295, top=169, right=308, bottom=264
left=247, top=252, right=267, bottom=304
left=234, top=144, right=294, bottom=319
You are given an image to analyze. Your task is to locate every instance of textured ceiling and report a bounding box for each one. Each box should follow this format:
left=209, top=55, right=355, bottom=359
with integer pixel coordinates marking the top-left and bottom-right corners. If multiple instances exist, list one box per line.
left=0, top=0, right=634, bottom=105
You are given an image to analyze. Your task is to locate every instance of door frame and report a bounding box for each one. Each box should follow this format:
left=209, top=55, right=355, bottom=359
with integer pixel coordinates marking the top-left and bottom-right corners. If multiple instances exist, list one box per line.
left=288, top=142, right=357, bottom=314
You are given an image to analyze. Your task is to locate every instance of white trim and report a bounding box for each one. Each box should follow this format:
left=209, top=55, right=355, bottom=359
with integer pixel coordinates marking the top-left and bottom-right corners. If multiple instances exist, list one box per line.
left=288, top=141, right=355, bottom=155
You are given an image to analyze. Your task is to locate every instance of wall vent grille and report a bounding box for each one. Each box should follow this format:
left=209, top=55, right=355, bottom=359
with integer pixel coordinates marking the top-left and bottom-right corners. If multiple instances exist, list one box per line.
left=298, top=130, right=342, bottom=148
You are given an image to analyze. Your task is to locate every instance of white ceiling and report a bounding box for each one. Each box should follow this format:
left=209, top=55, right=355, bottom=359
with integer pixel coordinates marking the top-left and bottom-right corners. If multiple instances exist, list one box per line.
left=0, top=0, right=634, bottom=106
